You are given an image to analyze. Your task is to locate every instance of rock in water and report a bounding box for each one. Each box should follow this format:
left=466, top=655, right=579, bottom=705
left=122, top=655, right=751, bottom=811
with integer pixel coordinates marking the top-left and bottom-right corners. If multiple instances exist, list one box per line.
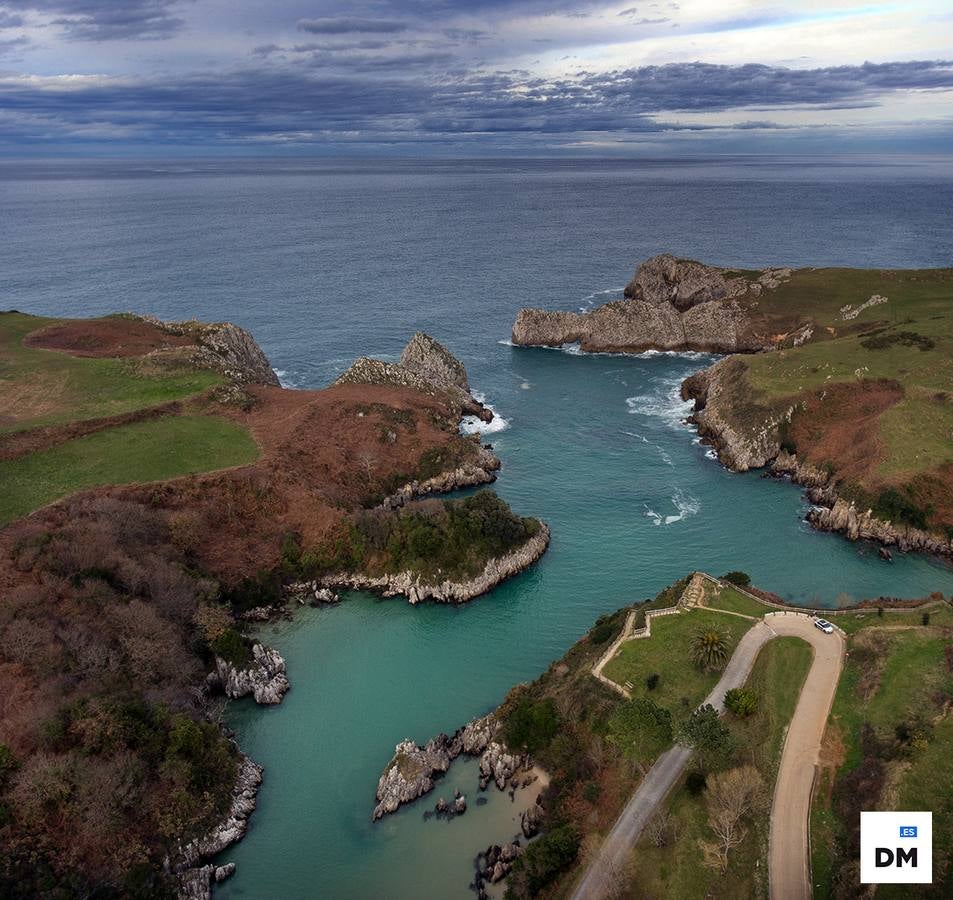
left=512, top=254, right=794, bottom=353
left=372, top=714, right=498, bottom=819
left=215, top=642, right=290, bottom=705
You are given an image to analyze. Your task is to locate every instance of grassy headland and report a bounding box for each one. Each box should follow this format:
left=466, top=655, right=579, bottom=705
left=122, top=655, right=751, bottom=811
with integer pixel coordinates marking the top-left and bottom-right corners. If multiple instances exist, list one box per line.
left=687, top=266, right=953, bottom=541
left=0, top=313, right=544, bottom=896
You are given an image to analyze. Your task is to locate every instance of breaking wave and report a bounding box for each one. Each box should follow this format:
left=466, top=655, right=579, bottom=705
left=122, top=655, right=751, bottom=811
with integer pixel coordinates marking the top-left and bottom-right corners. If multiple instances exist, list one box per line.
left=625, top=374, right=695, bottom=430
left=460, top=392, right=510, bottom=435
left=643, top=489, right=701, bottom=526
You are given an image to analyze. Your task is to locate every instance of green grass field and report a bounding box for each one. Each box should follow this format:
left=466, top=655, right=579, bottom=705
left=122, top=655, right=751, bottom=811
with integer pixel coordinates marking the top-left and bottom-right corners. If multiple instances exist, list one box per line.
left=629, top=636, right=814, bottom=899
left=0, top=311, right=222, bottom=434
left=602, top=609, right=751, bottom=710
left=702, top=582, right=767, bottom=618
left=810, top=616, right=953, bottom=898
left=830, top=601, right=953, bottom=634
left=742, top=267, right=953, bottom=486
left=0, top=414, right=259, bottom=525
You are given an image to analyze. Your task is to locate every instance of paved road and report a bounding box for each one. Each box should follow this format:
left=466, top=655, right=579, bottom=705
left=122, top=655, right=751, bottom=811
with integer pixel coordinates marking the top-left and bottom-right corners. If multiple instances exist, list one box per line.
left=767, top=616, right=844, bottom=900
left=571, top=620, right=777, bottom=900
left=571, top=613, right=844, bottom=900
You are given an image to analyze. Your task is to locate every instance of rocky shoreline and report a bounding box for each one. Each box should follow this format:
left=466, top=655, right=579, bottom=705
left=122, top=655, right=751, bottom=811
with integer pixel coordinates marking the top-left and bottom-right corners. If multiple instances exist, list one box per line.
left=211, top=642, right=291, bottom=705
left=378, top=445, right=501, bottom=510
left=683, top=364, right=953, bottom=558
left=169, top=755, right=264, bottom=900
left=317, top=523, right=550, bottom=605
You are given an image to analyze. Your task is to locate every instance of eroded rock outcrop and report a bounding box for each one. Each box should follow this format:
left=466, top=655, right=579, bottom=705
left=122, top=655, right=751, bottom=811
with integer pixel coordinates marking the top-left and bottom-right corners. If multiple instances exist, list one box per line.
left=319, top=522, right=550, bottom=605
left=336, top=332, right=492, bottom=422
left=379, top=446, right=501, bottom=510
left=169, top=755, right=263, bottom=900
left=373, top=715, right=498, bottom=819
left=135, top=314, right=279, bottom=385
left=214, top=642, right=290, bottom=705
left=512, top=254, right=793, bottom=353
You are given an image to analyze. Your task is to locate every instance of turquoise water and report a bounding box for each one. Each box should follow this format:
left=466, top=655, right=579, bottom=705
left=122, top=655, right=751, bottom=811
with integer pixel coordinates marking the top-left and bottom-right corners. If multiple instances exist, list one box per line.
left=216, top=346, right=952, bottom=900
left=4, top=157, right=952, bottom=898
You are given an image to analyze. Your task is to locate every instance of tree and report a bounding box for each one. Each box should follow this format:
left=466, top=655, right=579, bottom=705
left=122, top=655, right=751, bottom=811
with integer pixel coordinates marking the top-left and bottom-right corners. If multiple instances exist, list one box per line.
left=722, top=571, right=751, bottom=587
left=724, top=688, right=758, bottom=717
left=701, top=765, right=767, bottom=871
left=647, top=810, right=679, bottom=847
left=607, top=698, right=673, bottom=768
left=677, top=704, right=736, bottom=768
left=690, top=627, right=732, bottom=671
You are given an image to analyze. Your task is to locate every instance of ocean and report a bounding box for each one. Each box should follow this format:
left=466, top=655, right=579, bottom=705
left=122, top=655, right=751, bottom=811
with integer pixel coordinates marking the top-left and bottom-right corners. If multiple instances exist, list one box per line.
left=3, top=155, right=952, bottom=897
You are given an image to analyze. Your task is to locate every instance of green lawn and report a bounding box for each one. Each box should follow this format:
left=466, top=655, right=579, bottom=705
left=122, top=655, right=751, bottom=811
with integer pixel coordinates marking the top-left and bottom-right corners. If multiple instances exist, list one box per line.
left=602, top=609, right=751, bottom=712
left=0, top=311, right=222, bottom=434
left=629, top=636, right=814, bottom=899
left=0, top=414, right=259, bottom=524
left=703, top=583, right=768, bottom=618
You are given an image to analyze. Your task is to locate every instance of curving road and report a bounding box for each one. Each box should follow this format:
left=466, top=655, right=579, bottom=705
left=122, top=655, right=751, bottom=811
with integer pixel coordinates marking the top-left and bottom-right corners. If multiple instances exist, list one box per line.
left=571, top=613, right=843, bottom=900
left=767, top=615, right=844, bottom=900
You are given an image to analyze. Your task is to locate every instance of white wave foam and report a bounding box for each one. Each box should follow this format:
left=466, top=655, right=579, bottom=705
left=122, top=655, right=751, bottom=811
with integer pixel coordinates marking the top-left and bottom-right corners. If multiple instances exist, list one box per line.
left=460, top=392, right=510, bottom=435
left=643, top=489, right=700, bottom=526
left=626, top=375, right=694, bottom=430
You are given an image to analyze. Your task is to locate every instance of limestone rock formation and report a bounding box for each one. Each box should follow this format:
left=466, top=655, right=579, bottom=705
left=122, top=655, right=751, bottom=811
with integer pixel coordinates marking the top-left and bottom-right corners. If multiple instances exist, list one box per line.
left=335, top=333, right=493, bottom=422
left=512, top=254, right=793, bottom=353
left=214, top=642, right=290, bottom=705
left=319, top=522, right=550, bottom=605
left=378, top=446, right=501, bottom=510
left=136, top=314, right=279, bottom=385
left=373, top=715, right=498, bottom=819
left=169, top=755, right=263, bottom=900
left=479, top=741, right=527, bottom=791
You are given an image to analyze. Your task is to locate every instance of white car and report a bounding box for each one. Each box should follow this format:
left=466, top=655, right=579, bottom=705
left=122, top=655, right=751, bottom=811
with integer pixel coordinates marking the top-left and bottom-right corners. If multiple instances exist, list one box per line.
left=814, top=618, right=834, bottom=634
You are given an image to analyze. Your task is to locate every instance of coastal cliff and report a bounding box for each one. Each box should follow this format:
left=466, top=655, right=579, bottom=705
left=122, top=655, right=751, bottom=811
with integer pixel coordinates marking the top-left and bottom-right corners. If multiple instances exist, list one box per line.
left=683, top=360, right=953, bottom=557
left=512, top=255, right=801, bottom=353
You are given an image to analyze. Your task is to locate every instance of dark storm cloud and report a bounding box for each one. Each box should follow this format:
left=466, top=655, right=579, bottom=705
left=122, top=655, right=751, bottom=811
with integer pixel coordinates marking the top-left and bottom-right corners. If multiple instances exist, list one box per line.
left=1, top=58, right=952, bottom=148
left=3, top=0, right=187, bottom=40
left=296, top=17, right=409, bottom=35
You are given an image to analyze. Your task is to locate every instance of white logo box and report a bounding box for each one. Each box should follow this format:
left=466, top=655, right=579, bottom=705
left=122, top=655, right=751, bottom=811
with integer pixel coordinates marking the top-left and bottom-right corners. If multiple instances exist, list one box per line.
left=860, top=811, right=932, bottom=884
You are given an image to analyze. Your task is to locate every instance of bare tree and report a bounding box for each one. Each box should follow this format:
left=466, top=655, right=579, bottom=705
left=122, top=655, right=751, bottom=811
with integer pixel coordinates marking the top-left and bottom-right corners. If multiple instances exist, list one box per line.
left=647, top=809, right=679, bottom=847
left=702, top=765, right=766, bottom=871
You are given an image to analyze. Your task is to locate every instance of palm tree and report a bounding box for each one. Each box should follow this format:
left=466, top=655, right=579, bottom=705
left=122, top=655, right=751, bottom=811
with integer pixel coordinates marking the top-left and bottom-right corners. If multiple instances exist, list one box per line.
left=690, top=627, right=731, bottom=671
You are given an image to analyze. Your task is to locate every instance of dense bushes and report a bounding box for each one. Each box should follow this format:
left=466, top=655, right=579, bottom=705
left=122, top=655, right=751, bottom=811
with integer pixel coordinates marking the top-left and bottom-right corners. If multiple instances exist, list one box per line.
left=724, top=688, right=759, bottom=717
left=0, top=496, right=240, bottom=895
left=343, top=490, right=540, bottom=581
left=505, top=824, right=581, bottom=899
left=503, top=697, right=559, bottom=755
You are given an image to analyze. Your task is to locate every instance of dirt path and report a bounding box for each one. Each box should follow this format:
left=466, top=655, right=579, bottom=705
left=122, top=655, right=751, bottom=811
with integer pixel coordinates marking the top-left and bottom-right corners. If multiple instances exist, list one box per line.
left=767, top=615, right=845, bottom=900
left=571, top=612, right=844, bottom=900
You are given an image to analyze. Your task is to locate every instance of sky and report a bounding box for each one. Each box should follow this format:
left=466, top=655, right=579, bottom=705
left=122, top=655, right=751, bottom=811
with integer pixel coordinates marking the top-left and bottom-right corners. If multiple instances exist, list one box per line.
left=0, top=0, right=952, bottom=155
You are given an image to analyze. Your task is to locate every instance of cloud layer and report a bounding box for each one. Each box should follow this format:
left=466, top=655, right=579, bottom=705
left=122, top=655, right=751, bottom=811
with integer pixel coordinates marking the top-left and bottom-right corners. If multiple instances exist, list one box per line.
left=1, top=0, right=952, bottom=153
